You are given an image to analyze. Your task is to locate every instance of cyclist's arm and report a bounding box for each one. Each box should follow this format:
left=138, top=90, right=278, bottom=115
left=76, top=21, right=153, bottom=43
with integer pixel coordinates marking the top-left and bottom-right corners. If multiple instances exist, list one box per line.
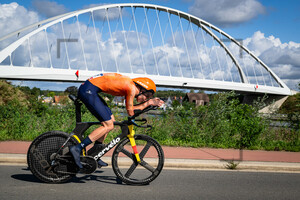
left=125, top=84, right=164, bottom=116
left=125, top=93, right=135, bottom=116
left=126, top=95, right=164, bottom=116
left=125, top=85, right=138, bottom=116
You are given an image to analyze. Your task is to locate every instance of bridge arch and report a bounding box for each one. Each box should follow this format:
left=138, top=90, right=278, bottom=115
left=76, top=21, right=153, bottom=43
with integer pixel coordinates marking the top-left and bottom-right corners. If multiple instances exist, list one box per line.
left=0, top=3, right=291, bottom=95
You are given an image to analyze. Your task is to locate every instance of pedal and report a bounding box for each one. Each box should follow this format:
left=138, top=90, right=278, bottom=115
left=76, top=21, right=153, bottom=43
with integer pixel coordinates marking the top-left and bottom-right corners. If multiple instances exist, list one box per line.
left=52, top=155, right=78, bottom=175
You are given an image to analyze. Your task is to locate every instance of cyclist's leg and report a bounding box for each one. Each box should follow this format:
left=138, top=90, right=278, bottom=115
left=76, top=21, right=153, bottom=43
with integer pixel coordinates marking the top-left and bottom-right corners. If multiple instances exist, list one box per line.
left=88, top=119, right=114, bottom=167
left=88, top=119, right=114, bottom=141
left=95, top=115, right=115, bottom=142
left=70, top=137, right=92, bottom=169
left=88, top=115, right=115, bottom=167
left=71, top=82, right=114, bottom=168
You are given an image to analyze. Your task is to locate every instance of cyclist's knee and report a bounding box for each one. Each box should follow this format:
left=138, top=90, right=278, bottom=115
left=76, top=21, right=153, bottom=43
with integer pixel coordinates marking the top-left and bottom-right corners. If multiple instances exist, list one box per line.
left=102, top=120, right=114, bottom=132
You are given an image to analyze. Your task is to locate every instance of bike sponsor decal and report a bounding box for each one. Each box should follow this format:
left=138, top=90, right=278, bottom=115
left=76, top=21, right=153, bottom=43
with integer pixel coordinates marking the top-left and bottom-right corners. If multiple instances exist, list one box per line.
left=94, top=137, right=120, bottom=160
left=31, top=146, right=50, bottom=169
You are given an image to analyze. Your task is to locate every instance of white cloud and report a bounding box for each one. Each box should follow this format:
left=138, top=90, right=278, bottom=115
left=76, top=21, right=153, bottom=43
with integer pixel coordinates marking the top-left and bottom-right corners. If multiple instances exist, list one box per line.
left=32, top=0, right=68, bottom=18
left=189, top=0, right=266, bottom=27
left=0, top=3, right=39, bottom=38
left=243, top=31, right=300, bottom=90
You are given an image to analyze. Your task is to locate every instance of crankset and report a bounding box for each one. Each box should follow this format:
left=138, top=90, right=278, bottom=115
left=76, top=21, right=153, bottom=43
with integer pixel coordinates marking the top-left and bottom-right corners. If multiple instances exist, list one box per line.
left=51, top=155, right=97, bottom=175
left=79, top=156, right=98, bottom=174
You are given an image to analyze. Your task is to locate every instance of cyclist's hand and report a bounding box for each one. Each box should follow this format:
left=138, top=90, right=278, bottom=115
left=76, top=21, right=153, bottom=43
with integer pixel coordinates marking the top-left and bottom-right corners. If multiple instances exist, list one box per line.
left=150, top=98, right=164, bottom=107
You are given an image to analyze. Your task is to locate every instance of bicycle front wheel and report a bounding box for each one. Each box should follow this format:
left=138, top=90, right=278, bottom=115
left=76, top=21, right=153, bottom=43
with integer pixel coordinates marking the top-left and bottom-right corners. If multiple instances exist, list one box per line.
left=112, top=134, right=164, bottom=185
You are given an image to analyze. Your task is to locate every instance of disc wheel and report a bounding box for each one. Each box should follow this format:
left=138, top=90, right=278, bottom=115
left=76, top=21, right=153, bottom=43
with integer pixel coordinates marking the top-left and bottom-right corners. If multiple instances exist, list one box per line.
left=112, top=134, right=164, bottom=185
left=27, top=131, right=78, bottom=183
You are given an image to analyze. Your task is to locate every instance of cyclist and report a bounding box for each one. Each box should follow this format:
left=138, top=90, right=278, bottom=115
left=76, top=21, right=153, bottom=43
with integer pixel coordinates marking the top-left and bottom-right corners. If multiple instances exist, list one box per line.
left=70, top=73, right=164, bottom=169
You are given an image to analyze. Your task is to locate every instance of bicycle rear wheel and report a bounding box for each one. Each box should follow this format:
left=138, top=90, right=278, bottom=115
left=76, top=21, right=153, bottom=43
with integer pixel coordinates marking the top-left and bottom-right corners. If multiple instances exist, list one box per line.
left=112, top=134, right=164, bottom=185
left=27, top=131, right=78, bottom=183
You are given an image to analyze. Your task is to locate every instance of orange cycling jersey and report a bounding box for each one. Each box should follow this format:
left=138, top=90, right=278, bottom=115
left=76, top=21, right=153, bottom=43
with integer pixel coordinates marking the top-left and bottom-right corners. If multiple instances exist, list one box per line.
left=88, top=73, right=136, bottom=112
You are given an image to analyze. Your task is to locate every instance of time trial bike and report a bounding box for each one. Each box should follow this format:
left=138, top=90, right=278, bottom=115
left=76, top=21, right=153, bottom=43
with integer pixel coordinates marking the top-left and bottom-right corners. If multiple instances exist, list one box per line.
left=27, top=94, right=164, bottom=185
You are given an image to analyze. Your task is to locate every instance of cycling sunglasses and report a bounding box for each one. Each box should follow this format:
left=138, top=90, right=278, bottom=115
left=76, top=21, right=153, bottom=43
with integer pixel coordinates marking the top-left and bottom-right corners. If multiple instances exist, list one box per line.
left=136, top=90, right=154, bottom=99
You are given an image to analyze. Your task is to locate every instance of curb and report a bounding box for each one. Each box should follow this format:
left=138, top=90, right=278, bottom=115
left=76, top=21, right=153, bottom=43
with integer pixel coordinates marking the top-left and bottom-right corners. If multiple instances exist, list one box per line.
left=163, top=158, right=300, bottom=172
left=1, top=153, right=300, bottom=173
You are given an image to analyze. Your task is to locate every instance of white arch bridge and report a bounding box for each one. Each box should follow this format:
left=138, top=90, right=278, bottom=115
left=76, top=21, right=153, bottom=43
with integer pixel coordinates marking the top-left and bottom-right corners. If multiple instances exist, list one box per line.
left=0, top=3, right=292, bottom=95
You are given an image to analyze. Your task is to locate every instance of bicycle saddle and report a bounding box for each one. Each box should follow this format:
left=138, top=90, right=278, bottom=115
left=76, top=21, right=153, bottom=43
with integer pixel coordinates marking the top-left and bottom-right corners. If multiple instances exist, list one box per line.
left=68, top=94, right=78, bottom=102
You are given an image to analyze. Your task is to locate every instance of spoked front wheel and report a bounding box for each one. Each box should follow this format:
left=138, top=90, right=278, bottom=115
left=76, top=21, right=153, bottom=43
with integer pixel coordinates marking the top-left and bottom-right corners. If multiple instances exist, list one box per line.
left=112, top=134, right=164, bottom=185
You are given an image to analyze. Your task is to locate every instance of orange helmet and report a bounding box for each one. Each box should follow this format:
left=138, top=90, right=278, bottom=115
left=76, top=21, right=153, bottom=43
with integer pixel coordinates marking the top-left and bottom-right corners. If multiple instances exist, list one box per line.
left=132, top=77, right=156, bottom=93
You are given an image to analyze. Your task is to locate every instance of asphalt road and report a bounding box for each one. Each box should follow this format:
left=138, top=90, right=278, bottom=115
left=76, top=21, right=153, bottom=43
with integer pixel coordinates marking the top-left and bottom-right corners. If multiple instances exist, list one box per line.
left=1, top=165, right=299, bottom=200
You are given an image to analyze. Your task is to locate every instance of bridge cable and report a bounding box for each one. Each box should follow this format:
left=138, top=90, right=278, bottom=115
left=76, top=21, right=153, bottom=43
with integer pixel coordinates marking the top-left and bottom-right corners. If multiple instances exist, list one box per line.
left=91, top=11, right=104, bottom=72
left=119, top=6, right=133, bottom=74
left=179, top=12, right=194, bottom=78
left=27, top=38, right=33, bottom=67
left=106, top=8, right=119, bottom=72
left=131, top=6, right=147, bottom=74
left=60, top=21, right=71, bottom=70
left=219, top=32, right=234, bottom=82
left=167, top=11, right=183, bottom=77
left=199, top=22, right=215, bottom=80
left=144, top=7, right=159, bottom=75
left=209, top=26, right=224, bottom=81
left=44, top=28, right=53, bottom=68
left=155, top=9, right=171, bottom=76
left=189, top=17, right=205, bottom=79
left=76, top=15, right=88, bottom=71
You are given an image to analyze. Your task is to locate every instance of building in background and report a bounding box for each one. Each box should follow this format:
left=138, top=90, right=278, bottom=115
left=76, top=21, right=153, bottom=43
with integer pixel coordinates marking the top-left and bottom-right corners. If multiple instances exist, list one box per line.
left=183, top=93, right=210, bottom=106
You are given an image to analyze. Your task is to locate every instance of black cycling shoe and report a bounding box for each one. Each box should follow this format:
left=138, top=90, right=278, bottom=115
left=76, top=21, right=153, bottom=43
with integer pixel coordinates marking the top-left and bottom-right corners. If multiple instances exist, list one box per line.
left=86, top=143, right=108, bottom=168
left=98, top=159, right=108, bottom=168
left=87, top=143, right=105, bottom=156
left=69, top=146, right=83, bottom=169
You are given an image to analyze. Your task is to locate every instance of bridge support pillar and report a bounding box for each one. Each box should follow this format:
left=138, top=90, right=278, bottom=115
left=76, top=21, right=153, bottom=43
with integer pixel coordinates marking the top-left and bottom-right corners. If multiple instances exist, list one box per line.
left=241, top=94, right=289, bottom=114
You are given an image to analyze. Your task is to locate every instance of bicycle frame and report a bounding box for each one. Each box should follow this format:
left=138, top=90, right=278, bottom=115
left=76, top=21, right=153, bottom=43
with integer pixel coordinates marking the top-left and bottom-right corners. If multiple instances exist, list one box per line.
left=67, top=95, right=143, bottom=163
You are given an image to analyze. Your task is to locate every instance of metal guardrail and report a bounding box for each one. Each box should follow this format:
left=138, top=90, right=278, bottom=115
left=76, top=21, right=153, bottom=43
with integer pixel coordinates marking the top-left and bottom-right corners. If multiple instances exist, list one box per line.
left=260, top=113, right=299, bottom=129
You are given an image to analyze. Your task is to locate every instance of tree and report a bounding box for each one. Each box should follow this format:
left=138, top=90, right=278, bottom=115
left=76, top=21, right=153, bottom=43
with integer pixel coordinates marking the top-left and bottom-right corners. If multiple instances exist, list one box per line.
left=47, top=91, right=55, bottom=98
left=65, top=86, right=78, bottom=96
left=31, top=87, right=41, bottom=96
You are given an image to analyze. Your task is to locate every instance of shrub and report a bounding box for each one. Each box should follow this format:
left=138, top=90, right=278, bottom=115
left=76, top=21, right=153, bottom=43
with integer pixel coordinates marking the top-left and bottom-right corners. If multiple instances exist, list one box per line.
left=151, top=92, right=268, bottom=149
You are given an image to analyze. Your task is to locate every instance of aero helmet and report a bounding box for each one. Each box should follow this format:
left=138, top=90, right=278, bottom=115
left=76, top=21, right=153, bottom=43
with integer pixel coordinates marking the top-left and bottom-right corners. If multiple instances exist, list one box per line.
left=132, top=77, right=156, bottom=93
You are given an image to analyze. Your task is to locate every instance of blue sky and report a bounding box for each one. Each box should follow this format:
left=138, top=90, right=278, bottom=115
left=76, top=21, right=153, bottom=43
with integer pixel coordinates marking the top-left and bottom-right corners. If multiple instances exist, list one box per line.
left=5, top=0, right=300, bottom=43
left=1, top=0, right=299, bottom=91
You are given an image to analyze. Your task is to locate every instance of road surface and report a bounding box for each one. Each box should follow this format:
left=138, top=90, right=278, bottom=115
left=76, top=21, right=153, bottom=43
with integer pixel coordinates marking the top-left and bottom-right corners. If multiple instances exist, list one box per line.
left=1, top=165, right=299, bottom=200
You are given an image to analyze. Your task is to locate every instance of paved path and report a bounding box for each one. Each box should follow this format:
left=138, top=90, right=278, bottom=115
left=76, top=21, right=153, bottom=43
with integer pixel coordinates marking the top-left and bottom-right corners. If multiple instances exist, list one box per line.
left=1, top=141, right=300, bottom=172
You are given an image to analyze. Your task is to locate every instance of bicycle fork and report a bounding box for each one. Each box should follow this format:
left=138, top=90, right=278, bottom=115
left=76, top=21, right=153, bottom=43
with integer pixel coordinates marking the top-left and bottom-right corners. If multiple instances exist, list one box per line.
left=127, top=125, right=141, bottom=163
